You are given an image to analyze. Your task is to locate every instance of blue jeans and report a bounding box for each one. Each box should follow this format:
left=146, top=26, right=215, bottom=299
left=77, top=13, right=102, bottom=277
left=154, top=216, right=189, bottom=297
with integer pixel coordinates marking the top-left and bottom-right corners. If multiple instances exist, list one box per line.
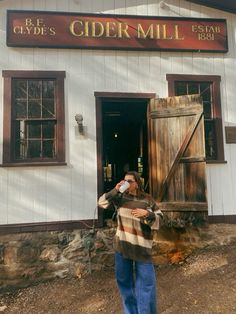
left=115, top=252, right=157, bottom=314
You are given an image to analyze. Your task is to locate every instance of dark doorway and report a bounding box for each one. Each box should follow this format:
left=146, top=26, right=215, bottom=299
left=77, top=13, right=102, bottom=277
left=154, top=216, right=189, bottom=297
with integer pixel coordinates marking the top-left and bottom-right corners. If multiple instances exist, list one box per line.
left=101, top=99, right=148, bottom=192
left=95, top=92, right=156, bottom=203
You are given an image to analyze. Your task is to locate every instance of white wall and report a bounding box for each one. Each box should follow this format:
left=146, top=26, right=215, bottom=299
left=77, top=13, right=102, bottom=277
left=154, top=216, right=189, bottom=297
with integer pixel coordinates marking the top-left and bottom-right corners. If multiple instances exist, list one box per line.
left=0, top=0, right=236, bottom=224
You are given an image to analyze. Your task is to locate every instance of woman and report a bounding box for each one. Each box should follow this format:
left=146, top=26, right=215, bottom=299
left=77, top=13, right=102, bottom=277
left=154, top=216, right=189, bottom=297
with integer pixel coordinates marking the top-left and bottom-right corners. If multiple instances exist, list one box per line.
left=98, top=171, right=163, bottom=314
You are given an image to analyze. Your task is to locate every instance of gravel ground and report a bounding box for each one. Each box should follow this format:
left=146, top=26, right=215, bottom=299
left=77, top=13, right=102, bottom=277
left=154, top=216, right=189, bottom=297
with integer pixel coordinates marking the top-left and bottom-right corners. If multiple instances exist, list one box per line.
left=1, top=244, right=236, bottom=314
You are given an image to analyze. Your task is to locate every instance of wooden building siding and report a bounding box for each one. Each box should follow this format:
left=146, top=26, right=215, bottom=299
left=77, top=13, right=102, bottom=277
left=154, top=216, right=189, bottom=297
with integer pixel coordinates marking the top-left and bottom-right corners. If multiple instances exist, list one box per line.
left=0, top=0, right=236, bottom=226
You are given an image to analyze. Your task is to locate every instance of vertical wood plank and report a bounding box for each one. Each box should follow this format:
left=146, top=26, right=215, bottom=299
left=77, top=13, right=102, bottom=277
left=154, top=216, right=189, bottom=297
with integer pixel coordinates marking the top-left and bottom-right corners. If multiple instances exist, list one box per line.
left=127, top=52, right=139, bottom=91
left=138, top=52, right=150, bottom=92
left=92, top=0, right=104, bottom=13
left=147, top=0, right=159, bottom=15
left=137, top=0, right=148, bottom=15
left=149, top=52, right=161, bottom=94
left=45, top=0, right=58, bottom=11
left=179, top=0, right=191, bottom=17
left=46, top=168, right=72, bottom=222
left=126, top=0, right=137, bottom=15
left=115, top=0, right=126, bottom=14
left=0, top=169, right=8, bottom=224
left=33, top=0, right=46, bottom=10
left=32, top=169, right=47, bottom=222
left=116, top=51, right=129, bottom=91
left=104, top=51, right=117, bottom=91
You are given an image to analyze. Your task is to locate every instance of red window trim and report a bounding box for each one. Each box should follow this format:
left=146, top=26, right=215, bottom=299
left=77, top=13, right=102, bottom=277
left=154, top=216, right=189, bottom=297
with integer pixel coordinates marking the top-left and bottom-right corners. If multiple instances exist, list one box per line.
left=2, top=70, right=66, bottom=166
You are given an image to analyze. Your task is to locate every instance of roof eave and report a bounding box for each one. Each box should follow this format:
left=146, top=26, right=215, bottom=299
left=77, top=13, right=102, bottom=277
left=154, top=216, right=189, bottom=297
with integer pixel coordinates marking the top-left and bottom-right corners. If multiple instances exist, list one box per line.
left=186, top=0, right=236, bottom=14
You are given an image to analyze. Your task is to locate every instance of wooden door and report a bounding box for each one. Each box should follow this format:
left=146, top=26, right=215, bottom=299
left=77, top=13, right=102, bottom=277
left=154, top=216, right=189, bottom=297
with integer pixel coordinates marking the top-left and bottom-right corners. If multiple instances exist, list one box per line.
left=148, top=95, right=208, bottom=226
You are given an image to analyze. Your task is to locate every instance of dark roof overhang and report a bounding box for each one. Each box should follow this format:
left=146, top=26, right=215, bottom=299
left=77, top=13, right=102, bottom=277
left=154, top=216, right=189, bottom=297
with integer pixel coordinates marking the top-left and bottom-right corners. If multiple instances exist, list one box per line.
left=186, top=0, right=236, bottom=14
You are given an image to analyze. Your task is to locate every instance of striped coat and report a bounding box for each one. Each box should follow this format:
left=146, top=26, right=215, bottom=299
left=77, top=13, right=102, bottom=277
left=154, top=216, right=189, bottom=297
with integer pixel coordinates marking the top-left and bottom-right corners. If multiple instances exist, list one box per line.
left=98, top=188, right=163, bottom=262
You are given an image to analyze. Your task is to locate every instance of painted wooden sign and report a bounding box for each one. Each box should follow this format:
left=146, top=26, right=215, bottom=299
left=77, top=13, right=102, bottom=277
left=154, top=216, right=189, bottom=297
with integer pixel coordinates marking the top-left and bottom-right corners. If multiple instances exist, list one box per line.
left=7, top=10, right=228, bottom=52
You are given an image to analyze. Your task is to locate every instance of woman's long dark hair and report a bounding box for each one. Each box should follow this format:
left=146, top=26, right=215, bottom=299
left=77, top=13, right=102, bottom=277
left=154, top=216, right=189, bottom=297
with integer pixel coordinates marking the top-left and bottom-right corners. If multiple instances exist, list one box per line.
left=125, top=171, right=146, bottom=198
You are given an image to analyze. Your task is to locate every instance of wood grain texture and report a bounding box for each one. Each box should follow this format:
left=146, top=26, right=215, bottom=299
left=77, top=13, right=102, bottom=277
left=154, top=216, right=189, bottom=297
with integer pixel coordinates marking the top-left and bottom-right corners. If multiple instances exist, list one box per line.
left=148, top=95, right=207, bottom=212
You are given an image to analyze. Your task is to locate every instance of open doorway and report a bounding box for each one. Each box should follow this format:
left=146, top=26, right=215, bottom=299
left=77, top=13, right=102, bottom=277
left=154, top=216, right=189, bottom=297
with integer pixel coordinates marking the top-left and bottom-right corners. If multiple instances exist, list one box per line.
left=95, top=93, right=155, bottom=198
left=102, top=99, right=148, bottom=192
left=96, top=93, right=208, bottom=226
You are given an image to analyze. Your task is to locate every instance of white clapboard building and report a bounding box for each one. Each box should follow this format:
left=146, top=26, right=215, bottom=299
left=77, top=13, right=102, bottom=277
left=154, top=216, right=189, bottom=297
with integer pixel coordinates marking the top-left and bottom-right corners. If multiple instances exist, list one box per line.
left=0, top=0, right=236, bottom=234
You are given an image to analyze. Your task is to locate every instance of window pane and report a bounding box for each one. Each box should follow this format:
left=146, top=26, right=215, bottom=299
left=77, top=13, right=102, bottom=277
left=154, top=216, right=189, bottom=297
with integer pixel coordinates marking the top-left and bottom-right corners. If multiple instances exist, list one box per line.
left=14, top=120, right=25, bottom=140
left=28, top=80, right=42, bottom=99
left=27, top=140, right=41, bottom=158
left=43, top=121, right=55, bottom=138
left=200, top=83, right=211, bottom=101
left=205, top=121, right=217, bottom=160
left=43, top=140, right=54, bottom=158
left=42, top=99, right=55, bottom=118
left=200, top=83, right=212, bottom=119
left=14, top=120, right=26, bottom=159
left=43, top=80, right=55, bottom=98
left=14, top=100, right=27, bottom=119
left=188, top=83, right=199, bottom=95
left=175, top=82, right=187, bottom=95
left=15, top=140, right=26, bottom=159
left=28, top=100, right=41, bottom=118
left=14, top=80, right=27, bottom=99
left=28, top=122, right=41, bottom=138
left=202, top=101, right=212, bottom=119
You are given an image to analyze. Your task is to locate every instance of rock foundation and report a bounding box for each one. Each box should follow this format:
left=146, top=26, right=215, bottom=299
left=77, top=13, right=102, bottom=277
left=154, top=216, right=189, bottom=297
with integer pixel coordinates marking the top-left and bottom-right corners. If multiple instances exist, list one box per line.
left=1, top=223, right=236, bottom=291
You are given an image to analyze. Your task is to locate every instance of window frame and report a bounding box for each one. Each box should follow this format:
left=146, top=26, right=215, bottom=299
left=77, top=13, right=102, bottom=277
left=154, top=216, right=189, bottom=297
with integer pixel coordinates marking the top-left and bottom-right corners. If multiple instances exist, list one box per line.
left=166, top=74, right=225, bottom=163
left=2, top=70, right=66, bottom=166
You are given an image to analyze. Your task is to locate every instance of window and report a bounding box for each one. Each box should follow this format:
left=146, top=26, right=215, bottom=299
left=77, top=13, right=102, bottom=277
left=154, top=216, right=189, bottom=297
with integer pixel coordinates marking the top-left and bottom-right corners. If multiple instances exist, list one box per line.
left=2, top=71, right=66, bottom=166
left=166, top=74, right=225, bottom=162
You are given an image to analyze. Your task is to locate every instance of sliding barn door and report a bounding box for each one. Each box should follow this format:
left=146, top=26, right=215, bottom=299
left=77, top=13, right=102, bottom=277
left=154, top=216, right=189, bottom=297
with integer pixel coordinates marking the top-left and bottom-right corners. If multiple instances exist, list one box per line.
left=148, top=95, right=208, bottom=226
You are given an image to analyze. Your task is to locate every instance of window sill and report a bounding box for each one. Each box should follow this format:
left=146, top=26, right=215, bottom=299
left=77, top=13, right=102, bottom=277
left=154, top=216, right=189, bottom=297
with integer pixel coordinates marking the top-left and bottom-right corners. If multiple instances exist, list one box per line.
left=206, top=160, right=227, bottom=164
left=0, top=162, right=67, bottom=167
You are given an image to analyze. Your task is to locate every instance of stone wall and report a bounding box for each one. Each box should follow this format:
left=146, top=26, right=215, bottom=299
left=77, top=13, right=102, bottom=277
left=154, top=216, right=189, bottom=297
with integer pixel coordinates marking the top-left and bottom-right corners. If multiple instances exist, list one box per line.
left=1, top=223, right=236, bottom=292
left=0, top=227, right=115, bottom=292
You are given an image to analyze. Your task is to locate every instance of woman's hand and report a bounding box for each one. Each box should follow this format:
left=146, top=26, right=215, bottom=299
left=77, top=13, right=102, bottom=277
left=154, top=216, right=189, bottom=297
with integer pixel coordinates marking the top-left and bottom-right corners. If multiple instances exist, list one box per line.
left=131, top=208, right=149, bottom=218
left=115, top=180, right=125, bottom=191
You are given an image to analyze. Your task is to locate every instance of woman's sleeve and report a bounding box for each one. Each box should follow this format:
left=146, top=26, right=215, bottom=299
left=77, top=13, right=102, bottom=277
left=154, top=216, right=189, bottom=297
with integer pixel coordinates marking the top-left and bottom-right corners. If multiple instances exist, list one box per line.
left=141, top=198, right=163, bottom=230
left=97, top=188, right=119, bottom=208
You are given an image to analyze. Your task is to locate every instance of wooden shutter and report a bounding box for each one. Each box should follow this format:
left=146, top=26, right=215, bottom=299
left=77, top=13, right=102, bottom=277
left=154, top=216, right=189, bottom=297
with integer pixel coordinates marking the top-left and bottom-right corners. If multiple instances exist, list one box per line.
left=148, top=95, right=208, bottom=225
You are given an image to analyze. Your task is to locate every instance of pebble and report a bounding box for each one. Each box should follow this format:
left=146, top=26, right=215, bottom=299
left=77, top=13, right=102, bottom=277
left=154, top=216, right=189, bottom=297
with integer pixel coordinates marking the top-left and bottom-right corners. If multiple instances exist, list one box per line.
left=0, top=305, right=7, bottom=312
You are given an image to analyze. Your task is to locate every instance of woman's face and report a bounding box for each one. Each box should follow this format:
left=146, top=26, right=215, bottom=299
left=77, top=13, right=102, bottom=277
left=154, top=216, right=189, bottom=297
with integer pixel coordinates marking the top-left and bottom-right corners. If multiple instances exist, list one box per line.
left=124, top=174, right=137, bottom=194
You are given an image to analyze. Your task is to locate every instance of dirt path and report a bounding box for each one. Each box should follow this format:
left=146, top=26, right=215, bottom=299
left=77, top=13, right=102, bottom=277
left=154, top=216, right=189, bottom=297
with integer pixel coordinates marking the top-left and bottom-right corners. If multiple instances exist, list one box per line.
left=1, top=244, right=236, bottom=314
